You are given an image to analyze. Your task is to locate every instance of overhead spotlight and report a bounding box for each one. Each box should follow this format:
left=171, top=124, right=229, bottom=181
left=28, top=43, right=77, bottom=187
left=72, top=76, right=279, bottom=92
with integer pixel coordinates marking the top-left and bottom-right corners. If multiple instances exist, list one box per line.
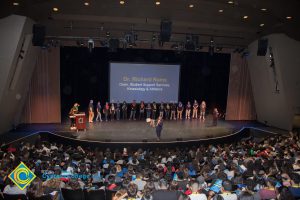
left=88, top=39, right=94, bottom=52
left=189, top=4, right=194, bottom=8
left=243, top=15, right=249, bottom=19
left=260, top=23, right=265, bottom=27
left=120, top=0, right=125, bottom=5
left=53, top=7, right=59, bottom=12
left=84, top=2, right=89, bottom=6
left=286, top=16, right=292, bottom=20
left=218, top=9, right=224, bottom=13
left=261, top=8, right=267, bottom=11
left=155, top=1, right=160, bottom=5
left=228, top=1, right=234, bottom=4
left=13, top=2, right=19, bottom=6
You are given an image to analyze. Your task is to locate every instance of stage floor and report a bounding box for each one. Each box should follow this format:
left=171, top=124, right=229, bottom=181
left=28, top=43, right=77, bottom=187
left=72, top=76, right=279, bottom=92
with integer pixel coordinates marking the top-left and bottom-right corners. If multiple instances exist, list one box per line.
left=1, top=117, right=287, bottom=145
left=54, top=116, right=275, bottom=143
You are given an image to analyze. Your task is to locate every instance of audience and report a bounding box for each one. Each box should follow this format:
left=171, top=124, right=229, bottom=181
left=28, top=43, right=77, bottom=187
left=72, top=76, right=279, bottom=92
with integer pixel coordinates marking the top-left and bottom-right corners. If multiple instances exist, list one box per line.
left=0, top=131, right=299, bottom=200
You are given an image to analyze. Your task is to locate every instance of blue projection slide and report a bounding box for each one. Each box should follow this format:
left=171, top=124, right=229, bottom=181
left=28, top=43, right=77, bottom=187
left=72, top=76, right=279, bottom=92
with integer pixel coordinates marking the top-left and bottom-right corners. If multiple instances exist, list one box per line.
left=109, top=63, right=180, bottom=103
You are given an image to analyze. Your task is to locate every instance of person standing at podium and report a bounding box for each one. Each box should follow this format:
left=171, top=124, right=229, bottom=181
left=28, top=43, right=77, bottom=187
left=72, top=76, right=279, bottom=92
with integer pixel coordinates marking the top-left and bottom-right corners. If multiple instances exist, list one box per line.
left=88, top=100, right=94, bottom=123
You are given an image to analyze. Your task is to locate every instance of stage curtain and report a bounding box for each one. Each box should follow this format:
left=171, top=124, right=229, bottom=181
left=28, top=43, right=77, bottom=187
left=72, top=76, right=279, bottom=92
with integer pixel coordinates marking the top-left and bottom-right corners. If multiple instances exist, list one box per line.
left=21, top=47, right=61, bottom=123
left=226, top=53, right=256, bottom=120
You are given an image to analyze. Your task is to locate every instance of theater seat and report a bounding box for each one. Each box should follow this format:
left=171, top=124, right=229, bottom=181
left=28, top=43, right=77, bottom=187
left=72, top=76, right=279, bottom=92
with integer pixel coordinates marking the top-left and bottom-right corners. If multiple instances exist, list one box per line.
left=86, top=189, right=105, bottom=200
left=61, top=188, right=85, bottom=200
left=3, top=194, right=27, bottom=200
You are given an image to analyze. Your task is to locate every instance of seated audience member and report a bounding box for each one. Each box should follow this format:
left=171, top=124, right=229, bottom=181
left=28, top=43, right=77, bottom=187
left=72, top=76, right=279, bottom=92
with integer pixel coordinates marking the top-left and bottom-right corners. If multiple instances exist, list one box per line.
left=3, top=179, right=27, bottom=195
left=125, top=183, right=140, bottom=200
left=289, top=173, right=300, bottom=199
left=27, top=177, right=55, bottom=199
left=258, top=178, right=277, bottom=200
left=152, top=179, right=180, bottom=200
left=216, top=180, right=238, bottom=200
left=188, top=181, right=207, bottom=200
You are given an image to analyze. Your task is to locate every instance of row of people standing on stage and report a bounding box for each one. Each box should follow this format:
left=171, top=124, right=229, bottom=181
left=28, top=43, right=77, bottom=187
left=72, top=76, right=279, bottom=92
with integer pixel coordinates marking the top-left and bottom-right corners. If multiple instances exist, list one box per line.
left=87, top=100, right=209, bottom=122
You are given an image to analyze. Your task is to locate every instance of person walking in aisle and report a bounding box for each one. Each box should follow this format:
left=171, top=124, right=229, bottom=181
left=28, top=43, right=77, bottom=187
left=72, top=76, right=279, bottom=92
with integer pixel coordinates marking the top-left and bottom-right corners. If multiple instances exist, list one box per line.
left=88, top=100, right=94, bottom=123
left=185, top=101, right=191, bottom=120
left=122, top=101, right=127, bottom=120
left=192, top=100, right=198, bottom=119
left=95, top=101, right=102, bottom=122
left=155, top=116, right=163, bottom=141
left=177, top=101, right=183, bottom=120
left=170, top=103, right=176, bottom=120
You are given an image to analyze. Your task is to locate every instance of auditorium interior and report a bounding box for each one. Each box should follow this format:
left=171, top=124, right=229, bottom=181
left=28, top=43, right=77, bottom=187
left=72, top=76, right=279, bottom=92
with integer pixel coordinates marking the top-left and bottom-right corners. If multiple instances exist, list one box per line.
left=0, top=0, right=300, bottom=200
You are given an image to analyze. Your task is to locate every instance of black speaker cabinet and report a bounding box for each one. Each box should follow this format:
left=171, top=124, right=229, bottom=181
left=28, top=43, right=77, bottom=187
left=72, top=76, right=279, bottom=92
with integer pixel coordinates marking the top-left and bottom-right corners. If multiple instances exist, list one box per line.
left=160, top=20, right=172, bottom=42
left=32, top=24, right=45, bottom=46
left=257, top=39, right=268, bottom=56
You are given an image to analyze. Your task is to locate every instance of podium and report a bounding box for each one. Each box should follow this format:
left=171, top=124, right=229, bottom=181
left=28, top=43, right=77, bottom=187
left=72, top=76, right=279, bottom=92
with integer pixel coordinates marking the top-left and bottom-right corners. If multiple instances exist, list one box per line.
left=74, top=113, right=86, bottom=131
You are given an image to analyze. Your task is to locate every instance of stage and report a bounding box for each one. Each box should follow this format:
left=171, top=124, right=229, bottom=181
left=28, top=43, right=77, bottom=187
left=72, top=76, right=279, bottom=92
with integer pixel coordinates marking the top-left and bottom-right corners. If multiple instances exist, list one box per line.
left=1, top=116, right=288, bottom=147
left=50, top=116, right=284, bottom=143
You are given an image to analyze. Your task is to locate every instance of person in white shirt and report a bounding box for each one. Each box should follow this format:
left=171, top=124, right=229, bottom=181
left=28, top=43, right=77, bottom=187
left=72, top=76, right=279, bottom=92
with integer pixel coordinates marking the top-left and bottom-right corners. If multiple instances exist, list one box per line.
left=189, top=181, right=207, bottom=200
left=3, top=181, right=27, bottom=195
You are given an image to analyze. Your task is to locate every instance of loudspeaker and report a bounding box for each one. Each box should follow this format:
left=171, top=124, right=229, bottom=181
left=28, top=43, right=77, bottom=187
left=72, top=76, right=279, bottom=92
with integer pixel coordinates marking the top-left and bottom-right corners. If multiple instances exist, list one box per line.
left=160, top=20, right=172, bottom=42
left=32, top=24, right=45, bottom=46
left=108, top=39, right=120, bottom=52
left=257, top=39, right=268, bottom=56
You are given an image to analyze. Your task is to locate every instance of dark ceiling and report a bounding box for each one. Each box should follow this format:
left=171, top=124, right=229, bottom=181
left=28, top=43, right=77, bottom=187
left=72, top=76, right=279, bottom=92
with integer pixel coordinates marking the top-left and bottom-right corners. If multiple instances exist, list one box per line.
left=1, top=0, right=299, bottom=48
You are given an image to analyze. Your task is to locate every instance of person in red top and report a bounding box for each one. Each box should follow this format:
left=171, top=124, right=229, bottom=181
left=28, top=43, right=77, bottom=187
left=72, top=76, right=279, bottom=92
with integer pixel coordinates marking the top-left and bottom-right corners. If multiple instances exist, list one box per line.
left=129, top=100, right=137, bottom=120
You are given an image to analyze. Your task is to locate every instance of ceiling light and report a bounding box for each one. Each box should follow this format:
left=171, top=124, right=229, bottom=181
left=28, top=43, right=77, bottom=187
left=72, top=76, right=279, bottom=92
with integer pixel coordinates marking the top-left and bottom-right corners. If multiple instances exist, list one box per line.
left=84, top=2, right=89, bottom=6
left=53, top=7, right=59, bottom=12
left=120, top=0, right=125, bottom=5
left=243, top=15, right=248, bottom=19
left=261, top=8, right=267, bottom=11
left=189, top=4, right=194, bottom=8
left=286, top=16, right=292, bottom=19
left=260, top=23, right=265, bottom=27
left=13, top=2, right=19, bottom=6
left=228, top=1, right=234, bottom=4
left=155, top=1, right=160, bottom=5
left=219, top=9, right=223, bottom=13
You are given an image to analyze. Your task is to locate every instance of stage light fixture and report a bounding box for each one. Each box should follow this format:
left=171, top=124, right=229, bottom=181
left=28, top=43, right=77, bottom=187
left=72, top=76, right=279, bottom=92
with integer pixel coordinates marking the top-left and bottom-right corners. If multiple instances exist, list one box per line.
left=120, top=0, right=125, bottom=5
left=155, top=1, right=160, bottom=5
left=260, top=23, right=265, bottom=27
left=53, top=7, right=59, bottom=12
left=243, top=15, right=248, bottom=19
left=286, top=16, right=292, bottom=20
left=228, top=1, right=234, bottom=4
left=218, top=9, right=223, bottom=13
left=13, top=2, right=19, bottom=6
left=261, top=8, right=267, bottom=11
left=189, top=4, right=194, bottom=8
left=84, top=2, right=89, bottom=6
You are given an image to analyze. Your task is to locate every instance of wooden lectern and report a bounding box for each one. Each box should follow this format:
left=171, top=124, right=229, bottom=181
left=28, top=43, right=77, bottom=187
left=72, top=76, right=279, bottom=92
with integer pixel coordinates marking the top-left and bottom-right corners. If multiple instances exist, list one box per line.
left=74, top=113, right=86, bottom=131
